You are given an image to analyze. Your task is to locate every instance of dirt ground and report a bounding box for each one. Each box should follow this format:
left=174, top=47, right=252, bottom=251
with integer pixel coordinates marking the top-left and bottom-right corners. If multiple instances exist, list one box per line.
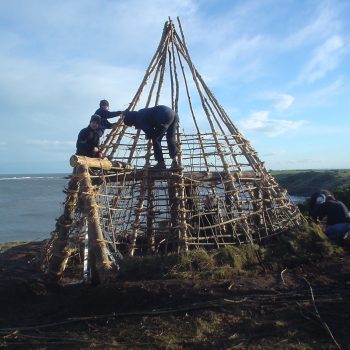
left=0, top=241, right=350, bottom=349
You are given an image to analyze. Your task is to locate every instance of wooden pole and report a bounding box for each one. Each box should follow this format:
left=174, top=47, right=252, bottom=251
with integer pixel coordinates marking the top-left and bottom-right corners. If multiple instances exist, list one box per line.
left=78, top=164, right=114, bottom=283
left=70, top=155, right=112, bottom=170
left=47, top=172, right=80, bottom=281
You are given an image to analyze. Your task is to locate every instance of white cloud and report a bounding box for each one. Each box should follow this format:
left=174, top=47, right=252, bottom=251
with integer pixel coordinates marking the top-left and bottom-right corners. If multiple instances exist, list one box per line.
left=292, top=76, right=345, bottom=109
left=261, top=93, right=295, bottom=111
left=240, top=111, right=306, bottom=136
left=27, top=140, right=75, bottom=146
left=299, top=35, right=345, bottom=83
left=286, top=3, right=341, bottom=48
left=261, top=150, right=285, bottom=157
left=0, top=54, right=143, bottom=138
left=302, top=124, right=350, bottom=135
left=198, top=34, right=272, bottom=84
left=24, top=140, right=76, bottom=156
left=308, top=76, right=344, bottom=99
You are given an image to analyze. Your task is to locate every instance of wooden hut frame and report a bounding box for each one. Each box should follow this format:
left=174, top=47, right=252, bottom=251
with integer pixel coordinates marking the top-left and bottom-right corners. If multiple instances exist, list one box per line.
left=46, top=18, right=303, bottom=283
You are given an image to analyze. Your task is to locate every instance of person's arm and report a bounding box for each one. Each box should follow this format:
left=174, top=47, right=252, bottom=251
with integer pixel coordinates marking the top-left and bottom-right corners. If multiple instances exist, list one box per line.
left=101, top=118, right=113, bottom=129
left=311, top=203, right=326, bottom=222
left=142, top=124, right=157, bottom=139
left=108, top=110, right=122, bottom=119
left=76, top=128, right=91, bottom=155
left=151, top=124, right=167, bottom=139
left=98, top=109, right=122, bottom=120
left=88, top=131, right=100, bottom=157
left=93, top=132, right=99, bottom=149
left=139, top=120, right=166, bottom=139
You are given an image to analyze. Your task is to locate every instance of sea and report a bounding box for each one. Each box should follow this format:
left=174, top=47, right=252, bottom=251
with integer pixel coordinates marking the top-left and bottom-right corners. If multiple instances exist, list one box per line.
left=0, top=174, right=68, bottom=243
left=0, top=173, right=307, bottom=243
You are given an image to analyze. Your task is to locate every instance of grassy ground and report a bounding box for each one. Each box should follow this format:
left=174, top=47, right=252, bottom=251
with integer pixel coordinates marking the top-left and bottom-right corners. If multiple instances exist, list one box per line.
left=116, top=222, right=343, bottom=281
left=1, top=223, right=350, bottom=349
left=272, top=169, right=350, bottom=196
left=0, top=241, right=27, bottom=252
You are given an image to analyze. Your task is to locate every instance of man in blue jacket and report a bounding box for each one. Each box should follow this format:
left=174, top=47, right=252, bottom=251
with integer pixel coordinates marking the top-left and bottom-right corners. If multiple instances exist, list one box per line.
left=123, top=105, right=179, bottom=170
left=95, top=99, right=122, bottom=137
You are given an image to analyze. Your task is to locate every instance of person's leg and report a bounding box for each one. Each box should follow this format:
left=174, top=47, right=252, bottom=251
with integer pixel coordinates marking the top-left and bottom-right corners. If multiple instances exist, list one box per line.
left=325, top=223, right=350, bottom=241
left=166, top=113, right=179, bottom=160
left=152, top=134, right=165, bottom=164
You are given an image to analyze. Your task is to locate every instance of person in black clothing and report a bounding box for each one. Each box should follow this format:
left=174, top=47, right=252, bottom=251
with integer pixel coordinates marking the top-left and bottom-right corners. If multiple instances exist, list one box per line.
left=308, top=189, right=333, bottom=216
left=123, top=105, right=179, bottom=170
left=311, top=194, right=350, bottom=241
left=95, top=99, right=122, bottom=137
left=76, top=115, right=102, bottom=158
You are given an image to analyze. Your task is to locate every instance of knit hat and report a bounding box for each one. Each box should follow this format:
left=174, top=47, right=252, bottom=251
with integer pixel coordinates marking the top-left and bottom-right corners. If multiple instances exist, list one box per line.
left=90, top=114, right=101, bottom=123
left=99, top=99, right=109, bottom=107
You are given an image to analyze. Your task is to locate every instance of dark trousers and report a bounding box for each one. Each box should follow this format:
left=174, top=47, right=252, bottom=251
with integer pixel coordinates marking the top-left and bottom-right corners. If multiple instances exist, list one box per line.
left=152, top=113, right=179, bottom=162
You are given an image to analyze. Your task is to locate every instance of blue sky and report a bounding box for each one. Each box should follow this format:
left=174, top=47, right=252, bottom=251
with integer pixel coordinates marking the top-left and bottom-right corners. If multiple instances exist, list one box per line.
left=0, top=0, right=349, bottom=174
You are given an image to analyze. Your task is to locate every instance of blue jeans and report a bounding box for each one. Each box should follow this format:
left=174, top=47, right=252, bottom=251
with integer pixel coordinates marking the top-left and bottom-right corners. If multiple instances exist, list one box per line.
left=325, top=223, right=350, bottom=241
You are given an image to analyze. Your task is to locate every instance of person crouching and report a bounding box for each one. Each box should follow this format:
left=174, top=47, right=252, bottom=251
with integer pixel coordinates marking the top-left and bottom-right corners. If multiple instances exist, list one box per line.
left=76, top=114, right=102, bottom=158
left=122, top=105, right=179, bottom=170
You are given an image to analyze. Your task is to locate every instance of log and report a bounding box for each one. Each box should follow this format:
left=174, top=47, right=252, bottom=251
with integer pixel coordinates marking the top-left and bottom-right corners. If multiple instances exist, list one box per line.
left=106, top=169, right=260, bottom=183
left=78, top=164, right=114, bottom=283
left=47, top=173, right=80, bottom=281
left=70, top=155, right=132, bottom=170
left=70, top=155, right=113, bottom=170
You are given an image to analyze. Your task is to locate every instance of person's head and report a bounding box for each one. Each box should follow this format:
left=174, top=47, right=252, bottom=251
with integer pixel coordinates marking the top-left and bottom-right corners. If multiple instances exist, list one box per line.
left=99, top=99, right=109, bottom=110
left=326, top=193, right=335, bottom=201
left=90, top=114, right=101, bottom=130
left=123, top=111, right=137, bottom=127
left=316, top=194, right=326, bottom=205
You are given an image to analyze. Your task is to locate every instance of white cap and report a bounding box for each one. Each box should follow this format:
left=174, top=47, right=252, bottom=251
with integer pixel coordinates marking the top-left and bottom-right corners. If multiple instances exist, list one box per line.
left=316, top=194, right=326, bottom=204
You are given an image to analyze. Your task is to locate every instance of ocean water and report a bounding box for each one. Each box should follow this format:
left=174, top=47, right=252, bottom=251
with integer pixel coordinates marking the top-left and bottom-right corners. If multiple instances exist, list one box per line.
left=0, top=174, right=68, bottom=243
left=290, top=195, right=307, bottom=204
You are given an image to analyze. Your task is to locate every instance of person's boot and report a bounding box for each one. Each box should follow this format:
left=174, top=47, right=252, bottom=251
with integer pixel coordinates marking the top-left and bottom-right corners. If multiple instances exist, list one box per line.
left=170, top=159, right=181, bottom=170
left=151, top=161, right=166, bottom=170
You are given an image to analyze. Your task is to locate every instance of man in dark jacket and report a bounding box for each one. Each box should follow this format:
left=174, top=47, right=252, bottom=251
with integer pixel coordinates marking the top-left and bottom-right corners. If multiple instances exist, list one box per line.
left=312, top=195, right=350, bottom=241
left=308, top=189, right=333, bottom=216
left=76, top=115, right=102, bottom=158
left=123, top=105, right=179, bottom=170
left=95, top=99, right=122, bottom=137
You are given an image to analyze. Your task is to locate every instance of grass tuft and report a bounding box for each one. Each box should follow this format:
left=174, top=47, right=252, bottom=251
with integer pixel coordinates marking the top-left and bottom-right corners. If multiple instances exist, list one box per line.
left=116, top=222, right=343, bottom=281
left=266, top=221, right=343, bottom=269
left=0, top=241, right=27, bottom=252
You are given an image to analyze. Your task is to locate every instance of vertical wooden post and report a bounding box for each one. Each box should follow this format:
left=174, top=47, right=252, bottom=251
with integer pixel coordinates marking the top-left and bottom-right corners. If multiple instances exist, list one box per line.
left=47, top=173, right=80, bottom=281
left=177, top=175, right=188, bottom=252
left=167, top=177, right=179, bottom=252
left=146, top=179, right=156, bottom=254
left=78, top=164, right=113, bottom=283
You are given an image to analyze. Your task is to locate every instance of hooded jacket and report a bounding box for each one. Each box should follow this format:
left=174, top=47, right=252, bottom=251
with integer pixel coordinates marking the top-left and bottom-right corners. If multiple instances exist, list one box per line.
left=76, top=125, right=100, bottom=157
left=312, top=199, right=350, bottom=226
left=94, top=107, right=122, bottom=136
left=123, top=105, right=176, bottom=139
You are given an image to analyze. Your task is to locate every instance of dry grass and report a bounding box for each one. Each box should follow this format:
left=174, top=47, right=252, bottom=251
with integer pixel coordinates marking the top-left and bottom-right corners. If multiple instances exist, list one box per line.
left=0, top=241, right=27, bottom=252
left=117, top=222, right=342, bottom=281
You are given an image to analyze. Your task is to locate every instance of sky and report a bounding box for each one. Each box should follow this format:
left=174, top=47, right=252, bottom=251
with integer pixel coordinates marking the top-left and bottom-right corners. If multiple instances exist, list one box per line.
left=0, top=0, right=349, bottom=174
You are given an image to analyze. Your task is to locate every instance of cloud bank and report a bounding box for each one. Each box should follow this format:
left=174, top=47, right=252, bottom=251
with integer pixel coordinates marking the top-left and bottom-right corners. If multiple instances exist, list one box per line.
left=241, top=111, right=306, bottom=136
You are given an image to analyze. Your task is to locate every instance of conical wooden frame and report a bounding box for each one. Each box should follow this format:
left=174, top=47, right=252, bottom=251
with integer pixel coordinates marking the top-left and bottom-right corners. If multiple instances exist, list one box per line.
left=46, top=18, right=303, bottom=281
